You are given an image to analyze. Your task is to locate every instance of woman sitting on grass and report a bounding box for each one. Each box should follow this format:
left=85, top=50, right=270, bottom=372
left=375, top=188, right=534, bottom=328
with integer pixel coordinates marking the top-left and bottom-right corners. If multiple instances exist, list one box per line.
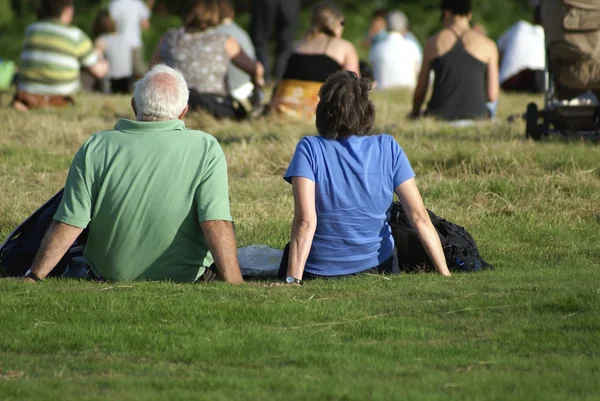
left=151, top=0, right=264, bottom=119
left=270, top=1, right=360, bottom=119
left=410, top=0, right=499, bottom=121
left=279, top=71, right=451, bottom=284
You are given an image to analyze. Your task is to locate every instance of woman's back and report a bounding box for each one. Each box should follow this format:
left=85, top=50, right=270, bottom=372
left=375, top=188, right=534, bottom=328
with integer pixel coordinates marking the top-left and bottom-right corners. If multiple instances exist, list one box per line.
left=284, top=134, right=414, bottom=276
left=159, top=28, right=229, bottom=95
left=282, top=35, right=349, bottom=82
left=427, top=29, right=493, bottom=120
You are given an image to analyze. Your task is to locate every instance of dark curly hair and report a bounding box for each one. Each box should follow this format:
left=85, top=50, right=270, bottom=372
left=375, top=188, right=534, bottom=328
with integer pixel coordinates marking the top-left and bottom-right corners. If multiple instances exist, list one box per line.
left=316, top=71, right=375, bottom=140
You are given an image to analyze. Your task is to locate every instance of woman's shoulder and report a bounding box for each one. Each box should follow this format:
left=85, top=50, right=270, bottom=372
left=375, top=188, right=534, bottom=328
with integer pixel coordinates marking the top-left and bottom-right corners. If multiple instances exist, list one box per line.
left=334, top=37, right=357, bottom=53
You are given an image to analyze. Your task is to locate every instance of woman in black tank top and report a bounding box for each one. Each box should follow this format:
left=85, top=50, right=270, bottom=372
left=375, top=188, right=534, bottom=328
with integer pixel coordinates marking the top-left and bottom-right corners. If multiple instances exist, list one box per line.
left=410, top=0, right=499, bottom=121
left=426, top=29, right=490, bottom=120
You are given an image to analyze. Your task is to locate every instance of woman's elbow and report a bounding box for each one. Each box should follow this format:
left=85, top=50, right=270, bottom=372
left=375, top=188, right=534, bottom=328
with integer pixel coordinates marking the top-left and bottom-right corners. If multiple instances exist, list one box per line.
left=293, top=215, right=317, bottom=232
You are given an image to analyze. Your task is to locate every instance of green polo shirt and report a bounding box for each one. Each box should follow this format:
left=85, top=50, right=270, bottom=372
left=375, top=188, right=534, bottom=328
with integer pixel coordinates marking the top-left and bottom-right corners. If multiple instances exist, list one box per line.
left=54, top=119, right=232, bottom=282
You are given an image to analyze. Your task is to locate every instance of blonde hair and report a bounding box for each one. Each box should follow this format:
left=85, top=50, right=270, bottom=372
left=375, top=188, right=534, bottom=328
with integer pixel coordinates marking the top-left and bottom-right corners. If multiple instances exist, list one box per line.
left=308, top=1, right=344, bottom=38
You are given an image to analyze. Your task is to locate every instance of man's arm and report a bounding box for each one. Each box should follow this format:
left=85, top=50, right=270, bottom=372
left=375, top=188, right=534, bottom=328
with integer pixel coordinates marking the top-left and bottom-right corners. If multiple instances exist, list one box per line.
left=26, top=221, right=84, bottom=281
left=88, top=58, right=109, bottom=79
left=200, top=220, right=243, bottom=284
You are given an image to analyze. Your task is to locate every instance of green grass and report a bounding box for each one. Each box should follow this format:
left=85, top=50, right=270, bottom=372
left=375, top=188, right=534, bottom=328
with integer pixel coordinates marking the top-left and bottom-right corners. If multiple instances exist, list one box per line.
left=1, top=90, right=600, bottom=400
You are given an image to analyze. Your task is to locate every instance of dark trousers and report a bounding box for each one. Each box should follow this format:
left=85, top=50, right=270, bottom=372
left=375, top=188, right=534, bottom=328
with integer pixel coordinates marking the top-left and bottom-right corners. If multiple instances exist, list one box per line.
left=277, top=243, right=398, bottom=280
left=188, top=89, right=247, bottom=120
left=501, top=69, right=545, bottom=93
left=250, top=0, right=300, bottom=81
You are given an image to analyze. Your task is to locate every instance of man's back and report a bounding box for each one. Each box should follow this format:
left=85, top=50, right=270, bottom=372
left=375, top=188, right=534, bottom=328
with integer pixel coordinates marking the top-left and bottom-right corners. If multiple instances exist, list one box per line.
left=54, top=119, right=232, bottom=282
left=370, top=32, right=421, bottom=89
left=19, top=21, right=97, bottom=95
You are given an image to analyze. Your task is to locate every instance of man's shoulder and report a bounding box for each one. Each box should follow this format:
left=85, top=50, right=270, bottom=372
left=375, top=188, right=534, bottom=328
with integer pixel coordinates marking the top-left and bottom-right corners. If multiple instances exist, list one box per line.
left=26, top=21, right=86, bottom=41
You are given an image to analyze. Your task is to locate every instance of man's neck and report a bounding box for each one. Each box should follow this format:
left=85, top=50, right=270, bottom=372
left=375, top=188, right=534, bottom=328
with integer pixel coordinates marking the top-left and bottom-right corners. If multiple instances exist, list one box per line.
left=222, top=18, right=233, bottom=25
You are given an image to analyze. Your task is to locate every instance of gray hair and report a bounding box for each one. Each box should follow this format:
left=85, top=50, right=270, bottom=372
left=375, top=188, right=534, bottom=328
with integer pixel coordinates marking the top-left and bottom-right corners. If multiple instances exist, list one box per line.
left=133, top=64, right=189, bottom=121
left=387, top=10, right=408, bottom=33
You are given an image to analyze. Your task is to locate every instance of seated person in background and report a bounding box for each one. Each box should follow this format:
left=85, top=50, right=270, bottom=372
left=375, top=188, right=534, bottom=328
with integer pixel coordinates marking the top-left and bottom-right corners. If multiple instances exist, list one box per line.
left=12, top=0, right=108, bottom=111
left=92, top=9, right=134, bottom=93
left=215, top=0, right=259, bottom=107
left=363, top=8, right=388, bottom=48
left=410, top=0, right=499, bottom=121
left=109, top=0, right=153, bottom=79
left=497, top=6, right=545, bottom=93
left=24, top=64, right=244, bottom=284
left=151, top=0, right=264, bottom=120
left=278, top=71, right=451, bottom=284
left=270, top=1, right=359, bottom=119
left=370, top=10, right=422, bottom=90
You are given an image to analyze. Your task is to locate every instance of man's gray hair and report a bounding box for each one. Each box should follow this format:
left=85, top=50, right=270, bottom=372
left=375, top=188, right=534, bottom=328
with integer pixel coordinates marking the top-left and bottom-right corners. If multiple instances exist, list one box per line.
left=133, top=64, right=189, bottom=121
left=387, top=10, right=408, bottom=33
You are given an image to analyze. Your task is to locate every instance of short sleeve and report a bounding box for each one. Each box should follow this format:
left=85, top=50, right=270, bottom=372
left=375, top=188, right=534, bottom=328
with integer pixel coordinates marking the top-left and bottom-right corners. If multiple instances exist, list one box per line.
left=54, top=144, right=95, bottom=228
left=76, top=31, right=98, bottom=68
left=195, top=141, right=232, bottom=223
left=283, top=137, right=316, bottom=184
left=390, top=138, right=415, bottom=188
left=139, top=1, right=151, bottom=19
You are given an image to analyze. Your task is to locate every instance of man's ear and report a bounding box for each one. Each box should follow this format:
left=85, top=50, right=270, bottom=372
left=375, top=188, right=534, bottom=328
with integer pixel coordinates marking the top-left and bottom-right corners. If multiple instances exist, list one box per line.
left=178, top=104, right=189, bottom=120
left=131, top=98, right=137, bottom=117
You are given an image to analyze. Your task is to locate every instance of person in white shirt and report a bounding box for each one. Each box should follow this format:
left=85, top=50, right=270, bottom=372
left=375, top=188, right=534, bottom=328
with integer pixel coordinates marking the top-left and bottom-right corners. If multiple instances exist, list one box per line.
left=109, top=0, right=152, bottom=78
left=369, top=10, right=421, bottom=90
left=497, top=7, right=545, bottom=93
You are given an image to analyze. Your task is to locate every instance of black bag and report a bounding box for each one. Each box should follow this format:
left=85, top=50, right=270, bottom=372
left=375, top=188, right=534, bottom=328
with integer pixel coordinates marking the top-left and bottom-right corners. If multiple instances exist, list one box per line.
left=0, top=190, right=88, bottom=277
left=389, top=202, right=494, bottom=273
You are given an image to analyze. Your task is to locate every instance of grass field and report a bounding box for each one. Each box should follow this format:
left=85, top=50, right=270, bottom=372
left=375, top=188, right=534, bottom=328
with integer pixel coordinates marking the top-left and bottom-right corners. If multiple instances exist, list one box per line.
left=0, top=90, right=599, bottom=401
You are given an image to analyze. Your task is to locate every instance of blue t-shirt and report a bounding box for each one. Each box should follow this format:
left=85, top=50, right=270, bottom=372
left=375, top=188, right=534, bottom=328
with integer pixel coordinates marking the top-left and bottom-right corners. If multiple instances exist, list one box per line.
left=284, top=134, right=415, bottom=276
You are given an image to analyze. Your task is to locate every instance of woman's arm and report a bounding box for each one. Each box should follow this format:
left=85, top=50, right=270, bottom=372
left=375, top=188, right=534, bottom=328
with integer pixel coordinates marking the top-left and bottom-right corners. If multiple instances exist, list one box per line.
left=225, top=37, right=265, bottom=87
left=486, top=42, right=500, bottom=102
left=410, top=37, right=435, bottom=118
left=343, top=42, right=361, bottom=77
left=287, top=177, right=317, bottom=281
left=395, top=178, right=451, bottom=276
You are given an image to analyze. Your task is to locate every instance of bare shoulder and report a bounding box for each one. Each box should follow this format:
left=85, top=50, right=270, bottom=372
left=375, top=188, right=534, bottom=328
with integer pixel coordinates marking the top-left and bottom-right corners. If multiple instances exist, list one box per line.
left=336, top=38, right=358, bottom=53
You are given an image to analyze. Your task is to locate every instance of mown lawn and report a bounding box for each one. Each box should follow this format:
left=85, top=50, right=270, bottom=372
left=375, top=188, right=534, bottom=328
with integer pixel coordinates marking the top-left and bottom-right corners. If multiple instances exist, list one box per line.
left=0, top=90, right=599, bottom=400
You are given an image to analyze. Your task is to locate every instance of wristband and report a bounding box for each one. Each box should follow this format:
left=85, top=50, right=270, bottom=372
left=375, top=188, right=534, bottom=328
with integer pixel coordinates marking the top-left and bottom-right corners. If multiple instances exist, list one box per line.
left=25, top=269, right=43, bottom=282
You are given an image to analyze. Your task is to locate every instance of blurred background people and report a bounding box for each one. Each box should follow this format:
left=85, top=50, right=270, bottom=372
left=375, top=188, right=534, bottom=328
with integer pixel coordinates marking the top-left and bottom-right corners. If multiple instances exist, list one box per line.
left=92, top=9, right=133, bottom=93
left=109, top=0, right=153, bottom=79
left=363, top=8, right=388, bottom=49
left=364, top=8, right=422, bottom=57
left=250, top=0, right=301, bottom=82
left=411, top=0, right=499, bottom=121
left=13, top=0, right=108, bottom=111
left=370, top=10, right=422, bottom=90
left=216, top=0, right=257, bottom=104
left=497, top=6, right=545, bottom=93
left=151, top=0, right=263, bottom=119
left=270, top=1, right=359, bottom=119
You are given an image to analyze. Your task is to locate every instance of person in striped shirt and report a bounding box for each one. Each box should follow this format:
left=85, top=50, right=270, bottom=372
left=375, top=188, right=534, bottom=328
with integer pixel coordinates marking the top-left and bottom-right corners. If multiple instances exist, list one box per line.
left=13, top=0, right=109, bottom=111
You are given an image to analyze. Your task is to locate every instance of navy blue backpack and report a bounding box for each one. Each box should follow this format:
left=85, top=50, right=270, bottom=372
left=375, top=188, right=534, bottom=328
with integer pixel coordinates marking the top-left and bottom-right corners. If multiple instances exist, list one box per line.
left=0, top=190, right=88, bottom=277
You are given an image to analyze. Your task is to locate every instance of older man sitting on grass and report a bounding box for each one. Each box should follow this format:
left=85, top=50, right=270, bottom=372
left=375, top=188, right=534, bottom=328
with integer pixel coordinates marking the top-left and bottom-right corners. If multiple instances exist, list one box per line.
left=24, top=64, right=244, bottom=284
